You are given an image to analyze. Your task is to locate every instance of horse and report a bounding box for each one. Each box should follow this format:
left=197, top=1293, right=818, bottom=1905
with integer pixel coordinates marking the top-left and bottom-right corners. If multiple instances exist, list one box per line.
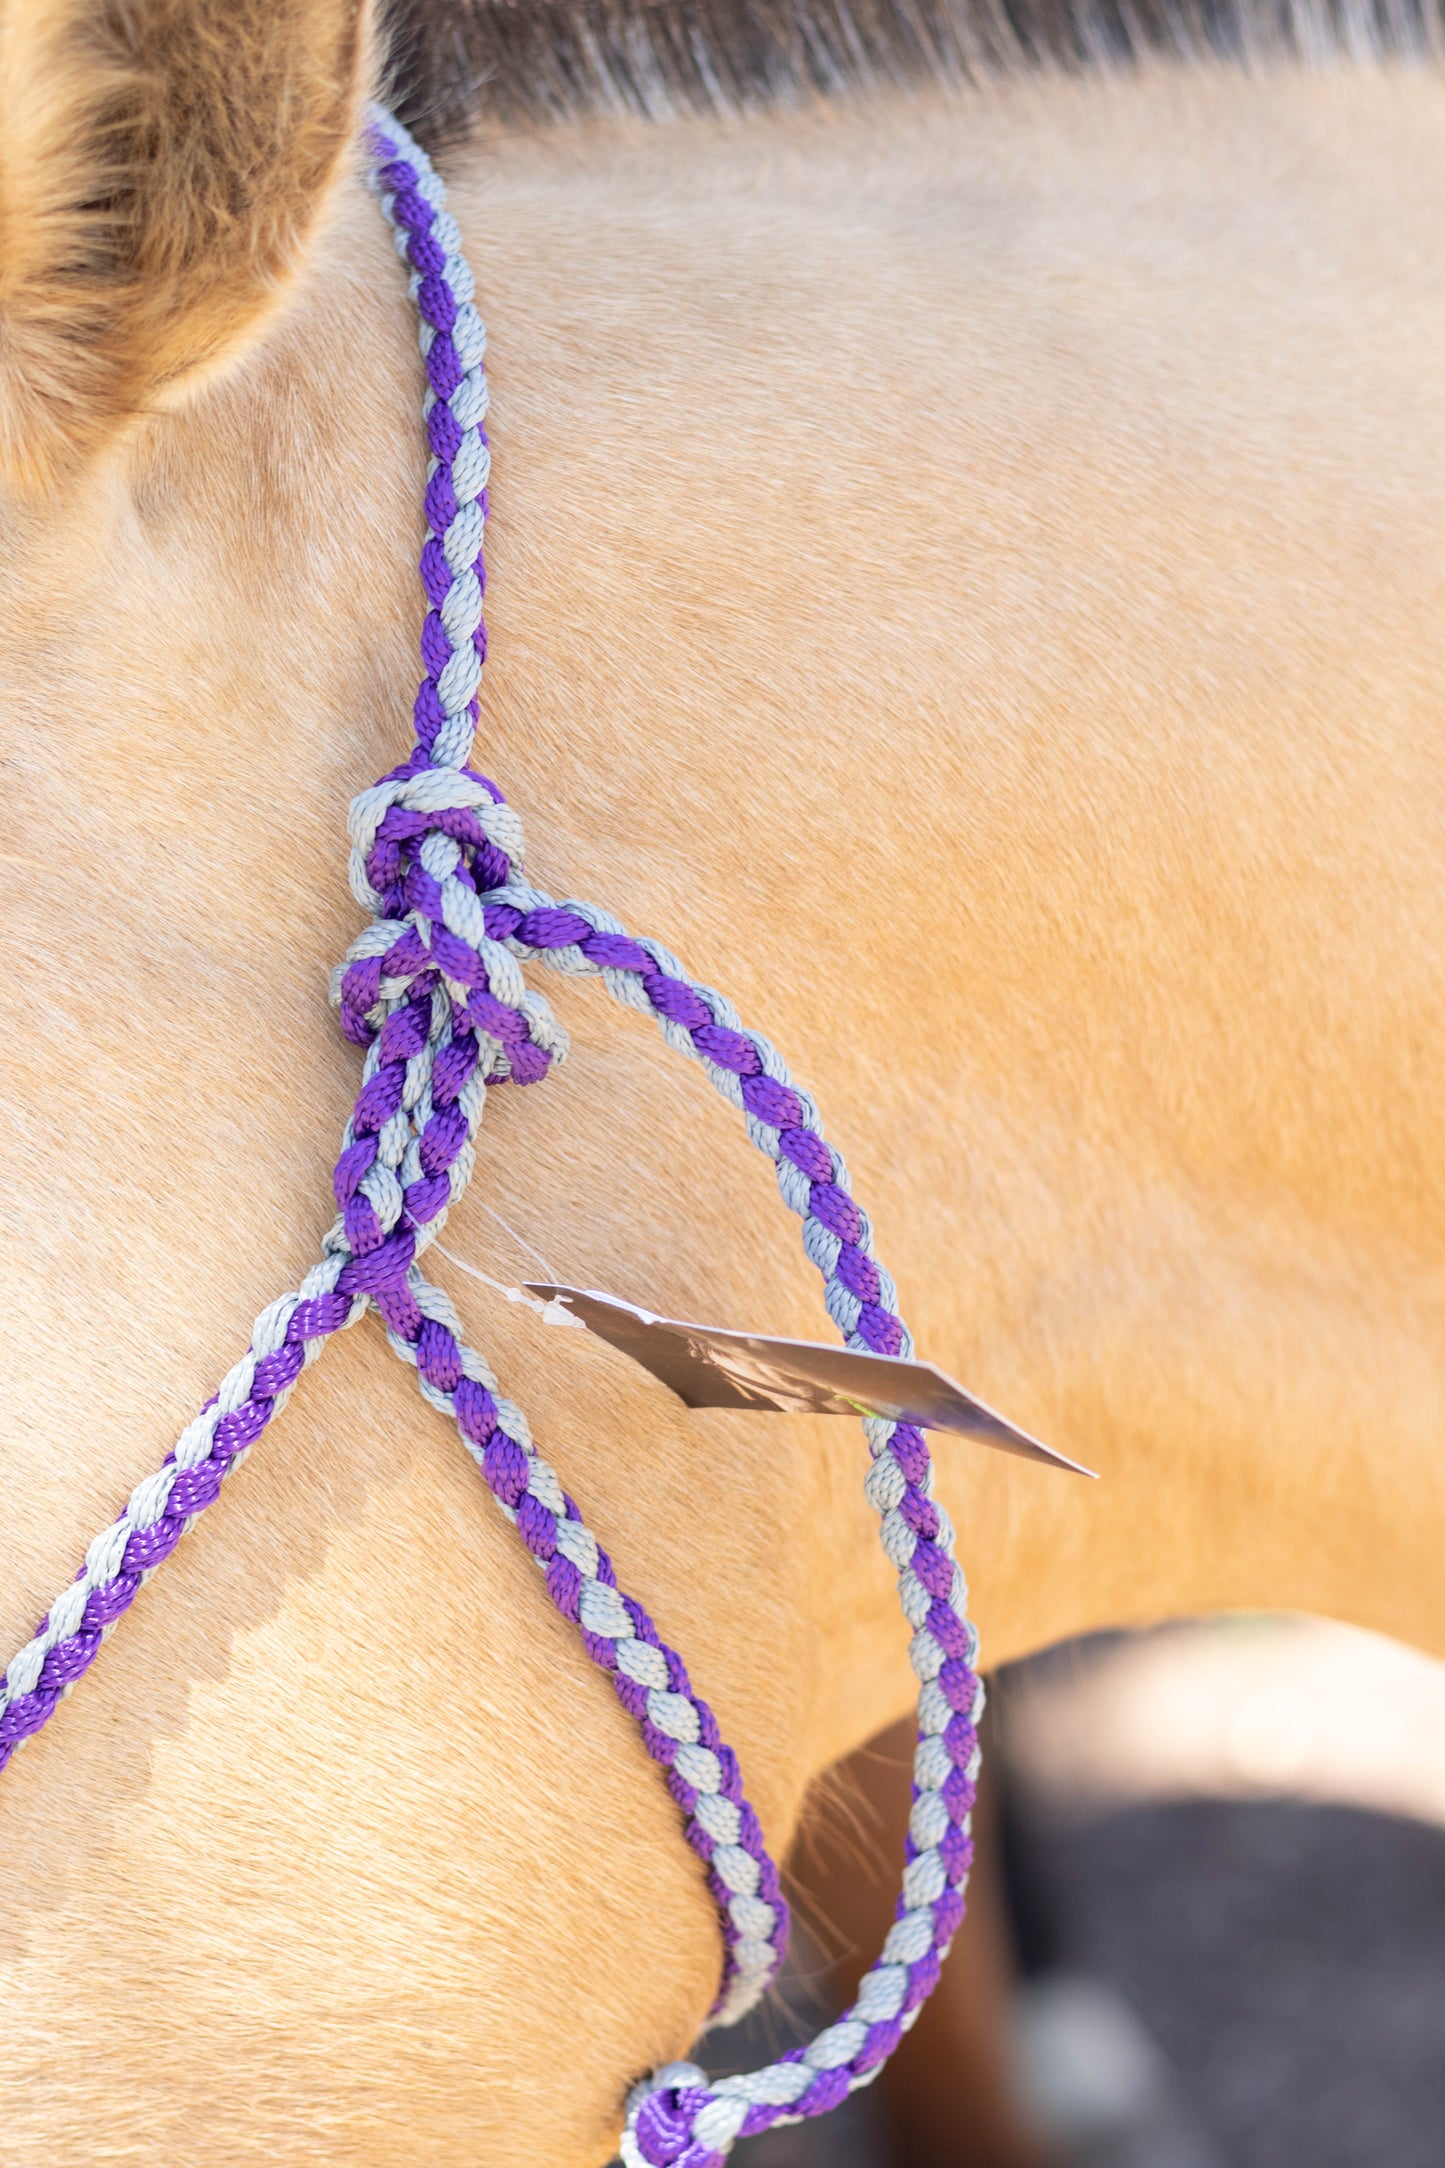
left=3, top=0, right=1444, bottom=2158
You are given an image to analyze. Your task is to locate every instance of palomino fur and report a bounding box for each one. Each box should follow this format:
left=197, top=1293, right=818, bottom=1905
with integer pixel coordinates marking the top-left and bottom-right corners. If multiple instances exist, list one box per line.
left=2, top=3, right=1445, bottom=2157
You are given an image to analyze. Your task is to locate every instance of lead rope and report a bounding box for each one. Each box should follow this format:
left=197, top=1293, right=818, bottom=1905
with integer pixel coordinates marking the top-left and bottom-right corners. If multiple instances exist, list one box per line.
left=0, top=105, right=984, bottom=2166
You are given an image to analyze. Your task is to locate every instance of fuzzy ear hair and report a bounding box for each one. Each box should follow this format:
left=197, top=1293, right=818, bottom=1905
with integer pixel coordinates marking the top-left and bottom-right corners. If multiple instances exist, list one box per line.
left=0, top=0, right=371, bottom=489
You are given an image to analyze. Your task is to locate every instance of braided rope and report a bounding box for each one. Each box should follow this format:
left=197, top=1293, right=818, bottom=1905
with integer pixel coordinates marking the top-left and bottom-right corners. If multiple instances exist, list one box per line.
left=0, top=104, right=983, bottom=2159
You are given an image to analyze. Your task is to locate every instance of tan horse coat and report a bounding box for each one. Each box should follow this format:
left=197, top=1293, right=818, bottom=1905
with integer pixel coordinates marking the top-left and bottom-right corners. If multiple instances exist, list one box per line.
left=2, top=5, right=1444, bottom=2155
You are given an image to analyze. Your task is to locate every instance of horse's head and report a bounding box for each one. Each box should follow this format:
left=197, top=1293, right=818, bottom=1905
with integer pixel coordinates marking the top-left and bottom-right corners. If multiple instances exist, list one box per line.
left=6, top=4, right=1445, bottom=2163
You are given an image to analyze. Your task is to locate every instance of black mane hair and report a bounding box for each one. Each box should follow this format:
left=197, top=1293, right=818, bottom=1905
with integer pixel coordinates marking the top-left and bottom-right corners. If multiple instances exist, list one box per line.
left=381, top=0, right=1445, bottom=136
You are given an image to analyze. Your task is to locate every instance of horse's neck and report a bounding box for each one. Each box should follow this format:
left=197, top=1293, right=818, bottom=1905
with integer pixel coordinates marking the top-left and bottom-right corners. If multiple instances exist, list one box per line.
left=4, top=66, right=1445, bottom=2162
left=7, top=61, right=1445, bottom=1724
left=9, top=61, right=1445, bottom=1688
left=441, top=73, right=1445, bottom=1669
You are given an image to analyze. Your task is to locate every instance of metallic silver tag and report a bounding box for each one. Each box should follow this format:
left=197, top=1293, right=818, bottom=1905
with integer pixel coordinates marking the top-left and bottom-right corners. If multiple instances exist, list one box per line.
left=523, top=1284, right=1093, bottom=1477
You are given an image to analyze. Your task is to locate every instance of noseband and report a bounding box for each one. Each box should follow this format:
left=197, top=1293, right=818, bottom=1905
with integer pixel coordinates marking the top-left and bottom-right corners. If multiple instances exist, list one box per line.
left=0, top=107, right=983, bottom=2168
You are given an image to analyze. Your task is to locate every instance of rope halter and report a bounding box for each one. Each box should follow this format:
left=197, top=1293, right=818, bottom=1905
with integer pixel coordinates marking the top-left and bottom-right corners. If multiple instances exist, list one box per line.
left=0, top=103, right=984, bottom=2164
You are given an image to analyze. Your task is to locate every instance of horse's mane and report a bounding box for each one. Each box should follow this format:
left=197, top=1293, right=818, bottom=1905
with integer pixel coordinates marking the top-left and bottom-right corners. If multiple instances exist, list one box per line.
left=382, top=0, right=1445, bottom=134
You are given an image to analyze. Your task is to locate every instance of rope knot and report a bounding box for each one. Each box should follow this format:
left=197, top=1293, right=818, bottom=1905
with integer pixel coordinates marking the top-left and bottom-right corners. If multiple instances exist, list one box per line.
left=624, top=2068, right=724, bottom=2168
left=346, top=757, right=522, bottom=915
left=325, top=755, right=566, bottom=1310
left=331, top=758, right=566, bottom=1085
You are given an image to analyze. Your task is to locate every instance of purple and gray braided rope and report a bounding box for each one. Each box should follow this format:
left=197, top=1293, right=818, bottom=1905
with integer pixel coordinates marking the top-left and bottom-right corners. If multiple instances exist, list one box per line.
left=0, top=107, right=983, bottom=2162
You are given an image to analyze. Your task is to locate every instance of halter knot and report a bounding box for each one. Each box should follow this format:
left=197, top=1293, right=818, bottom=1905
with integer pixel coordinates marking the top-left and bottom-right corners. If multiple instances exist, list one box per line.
left=626, top=2067, right=726, bottom=2168
left=346, top=758, right=521, bottom=912
left=332, top=759, right=567, bottom=1086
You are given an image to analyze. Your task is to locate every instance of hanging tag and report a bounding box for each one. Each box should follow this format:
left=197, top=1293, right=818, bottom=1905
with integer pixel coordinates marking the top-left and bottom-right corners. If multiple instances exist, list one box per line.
left=523, top=1284, right=1094, bottom=1476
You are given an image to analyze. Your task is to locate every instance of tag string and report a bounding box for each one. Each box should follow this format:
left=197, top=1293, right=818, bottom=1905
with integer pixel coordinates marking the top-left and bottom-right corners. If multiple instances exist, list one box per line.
left=431, top=1239, right=584, bottom=1327
left=0, top=106, right=982, bottom=2167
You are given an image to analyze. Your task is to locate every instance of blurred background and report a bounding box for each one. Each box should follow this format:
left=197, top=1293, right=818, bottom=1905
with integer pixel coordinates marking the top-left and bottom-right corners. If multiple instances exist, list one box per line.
left=690, top=1617, right=1445, bottom=2168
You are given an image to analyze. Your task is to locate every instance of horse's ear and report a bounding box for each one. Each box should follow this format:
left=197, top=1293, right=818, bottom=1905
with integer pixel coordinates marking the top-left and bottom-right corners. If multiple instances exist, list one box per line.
left=0, top=0, right=370, bottom=489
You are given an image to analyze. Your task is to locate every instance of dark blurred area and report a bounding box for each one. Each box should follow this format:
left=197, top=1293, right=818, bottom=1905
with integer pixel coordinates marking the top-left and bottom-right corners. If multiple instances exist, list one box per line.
left=693, top=1619, right=1445, bottom=2168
